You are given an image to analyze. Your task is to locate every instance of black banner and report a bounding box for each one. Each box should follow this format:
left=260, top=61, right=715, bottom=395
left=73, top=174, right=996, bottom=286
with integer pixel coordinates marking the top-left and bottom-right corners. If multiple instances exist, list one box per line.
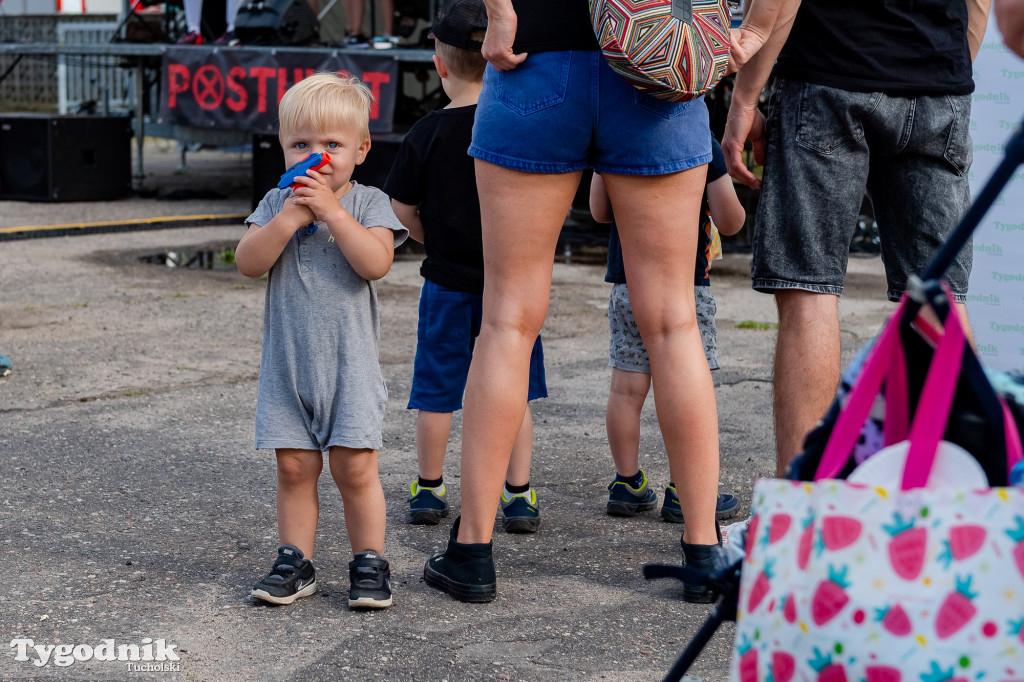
left=158, top=48, right=398, bottom=134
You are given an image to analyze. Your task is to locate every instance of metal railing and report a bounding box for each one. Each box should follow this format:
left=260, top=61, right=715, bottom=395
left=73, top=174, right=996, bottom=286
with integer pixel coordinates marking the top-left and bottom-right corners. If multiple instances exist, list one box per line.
left=56, top=21, right=133, bottom=113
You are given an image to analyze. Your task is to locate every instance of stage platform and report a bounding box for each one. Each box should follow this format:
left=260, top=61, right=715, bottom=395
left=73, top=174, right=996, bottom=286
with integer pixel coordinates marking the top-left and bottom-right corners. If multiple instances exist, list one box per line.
left=0, top=41, right=440, bottom=187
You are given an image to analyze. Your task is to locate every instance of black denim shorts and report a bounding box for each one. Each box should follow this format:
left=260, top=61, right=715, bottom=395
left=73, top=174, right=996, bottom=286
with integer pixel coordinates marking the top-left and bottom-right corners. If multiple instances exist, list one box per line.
left=752, top=78, right=973, bottom=302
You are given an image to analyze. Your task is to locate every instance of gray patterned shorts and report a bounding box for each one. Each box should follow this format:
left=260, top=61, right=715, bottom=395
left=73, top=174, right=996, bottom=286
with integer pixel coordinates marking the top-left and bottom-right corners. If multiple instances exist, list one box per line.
left=608, top=283, right=719, bottom=373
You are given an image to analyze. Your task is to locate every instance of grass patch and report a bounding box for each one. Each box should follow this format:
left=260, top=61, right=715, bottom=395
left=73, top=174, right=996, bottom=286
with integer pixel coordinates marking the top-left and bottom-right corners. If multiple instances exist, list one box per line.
left=736, top=320, right=777, bottom=330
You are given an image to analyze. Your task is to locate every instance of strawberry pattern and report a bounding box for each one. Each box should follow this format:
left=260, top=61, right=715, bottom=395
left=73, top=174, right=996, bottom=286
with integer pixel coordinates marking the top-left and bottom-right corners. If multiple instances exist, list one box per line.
left=730, top=479, right=1024, bottom=682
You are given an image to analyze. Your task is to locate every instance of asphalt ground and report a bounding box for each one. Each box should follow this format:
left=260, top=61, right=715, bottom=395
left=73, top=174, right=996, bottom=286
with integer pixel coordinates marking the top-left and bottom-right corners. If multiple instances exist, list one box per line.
left=0, top=140, right=894, bottom=681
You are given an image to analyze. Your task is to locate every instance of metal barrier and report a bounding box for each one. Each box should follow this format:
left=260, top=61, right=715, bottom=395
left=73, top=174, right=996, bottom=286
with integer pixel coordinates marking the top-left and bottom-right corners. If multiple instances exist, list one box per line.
left=56, top=21, right=134, bottom=113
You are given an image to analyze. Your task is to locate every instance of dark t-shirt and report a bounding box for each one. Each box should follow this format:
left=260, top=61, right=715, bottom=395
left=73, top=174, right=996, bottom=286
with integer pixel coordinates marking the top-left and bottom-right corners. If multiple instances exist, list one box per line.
left=383, top=105, right=485, bottom=294
left=511, top=0, right=599, bottom=53
left=606, top=138, right=728, bottom=287
left=775, top=0, right=974, bottom=96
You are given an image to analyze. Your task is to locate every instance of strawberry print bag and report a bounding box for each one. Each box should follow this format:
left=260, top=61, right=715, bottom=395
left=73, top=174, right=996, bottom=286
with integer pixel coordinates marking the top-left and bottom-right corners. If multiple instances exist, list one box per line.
left=730, top=293, right=1024, bottom=682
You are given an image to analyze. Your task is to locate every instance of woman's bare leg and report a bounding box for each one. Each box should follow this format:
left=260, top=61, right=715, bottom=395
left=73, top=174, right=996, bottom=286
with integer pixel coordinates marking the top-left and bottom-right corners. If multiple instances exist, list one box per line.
left=603, top=169, right=720, bottom=546
left=456, top=162, right=582, bottom=544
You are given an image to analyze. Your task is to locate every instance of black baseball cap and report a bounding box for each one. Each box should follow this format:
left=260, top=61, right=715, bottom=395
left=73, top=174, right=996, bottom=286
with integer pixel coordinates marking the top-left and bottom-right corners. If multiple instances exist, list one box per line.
left=429, top=0, right=488, bottom=51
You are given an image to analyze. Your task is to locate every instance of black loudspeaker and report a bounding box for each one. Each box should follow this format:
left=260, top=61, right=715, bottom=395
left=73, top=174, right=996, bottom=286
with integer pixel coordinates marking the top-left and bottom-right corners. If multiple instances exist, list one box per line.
left=0, top=115, right=132, bottom=202
left=252, top=133, right=284, bottom=210
left=351, top=138, right=400, bottom=190
left=251, top=133, right=401, bottom=210
left=235, top=0, right=319, bottom=46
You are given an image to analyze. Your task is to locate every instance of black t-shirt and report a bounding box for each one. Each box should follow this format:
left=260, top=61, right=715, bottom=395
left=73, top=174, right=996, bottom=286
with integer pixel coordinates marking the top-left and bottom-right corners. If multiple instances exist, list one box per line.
left=775, top=0, right=974, bottom=96
left=383, top=105, right=485, bottom=294
left=605, top=139, right=727, bottom=287
left=512, top=0, right=599, bottom=53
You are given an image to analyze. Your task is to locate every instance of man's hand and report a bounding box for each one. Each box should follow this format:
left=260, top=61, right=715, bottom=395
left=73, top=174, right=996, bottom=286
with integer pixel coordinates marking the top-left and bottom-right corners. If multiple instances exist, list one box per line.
left=481, top=12, right=526, bottom=71
left=996, top=0, right=1024, bottom=58
left=727, top=25, right=770, bottom=74
left=722, top=103, right=766, bottom=189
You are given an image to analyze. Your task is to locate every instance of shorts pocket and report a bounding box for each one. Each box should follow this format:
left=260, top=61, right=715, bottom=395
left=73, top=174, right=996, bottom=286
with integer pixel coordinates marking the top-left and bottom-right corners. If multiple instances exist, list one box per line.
left=494, top=51, right=572, bottom=115
left=942, top=94, right=972, bottom=176
left=632, top=89, right=699, bottom=120
left=794, top=82, right=878, bottom=155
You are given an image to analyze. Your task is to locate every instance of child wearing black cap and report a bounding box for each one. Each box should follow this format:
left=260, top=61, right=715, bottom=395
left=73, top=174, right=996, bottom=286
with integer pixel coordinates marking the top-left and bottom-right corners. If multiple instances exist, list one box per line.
left=383, top=0, right=548, bottom=542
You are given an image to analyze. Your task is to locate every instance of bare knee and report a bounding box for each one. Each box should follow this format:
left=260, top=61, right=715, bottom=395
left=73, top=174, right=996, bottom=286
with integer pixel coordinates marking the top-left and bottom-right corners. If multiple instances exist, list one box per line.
left=609, top=368, right=651, bottom=405
left=329, top=448, right=380, bottom=493
left=276, top=450, right=322, bottom=489
left=775, top=290, right=838, bottom=328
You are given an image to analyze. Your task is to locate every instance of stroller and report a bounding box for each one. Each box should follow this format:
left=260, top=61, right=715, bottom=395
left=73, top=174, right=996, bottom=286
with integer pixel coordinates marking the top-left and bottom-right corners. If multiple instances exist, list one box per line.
left=643, top=116, right=1024, bottom=682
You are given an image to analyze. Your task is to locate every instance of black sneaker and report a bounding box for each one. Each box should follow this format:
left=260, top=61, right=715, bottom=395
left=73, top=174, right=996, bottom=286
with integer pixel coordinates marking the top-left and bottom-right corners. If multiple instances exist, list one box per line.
left=499, top=486, right=541, bottom=533
left=661, top=485, right=740, bottom=523
left=251, top=545, right=316, bottom=605
left=344, top=33, right=369, bottom=48
left=606, top=469, right=657, bottom=516
left=348, top=551, right=393, bottom=609
left=408, top=480, right=449, bottom=525
left=423, top=516, right=496, bottom=603
left=679, top=523, right=729, bottom=604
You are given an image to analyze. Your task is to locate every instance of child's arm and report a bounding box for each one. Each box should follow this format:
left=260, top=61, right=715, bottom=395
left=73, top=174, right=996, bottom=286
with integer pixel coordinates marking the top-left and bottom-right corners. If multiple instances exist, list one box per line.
left=292, top=171, right=395, bottom=280
left=235, top=198, right=315, bottom=278
left=706, top=174, right=746, bottom=236
left=588, top=172, right=613, bottom=224
left=391, top=199, right=425, bottom=243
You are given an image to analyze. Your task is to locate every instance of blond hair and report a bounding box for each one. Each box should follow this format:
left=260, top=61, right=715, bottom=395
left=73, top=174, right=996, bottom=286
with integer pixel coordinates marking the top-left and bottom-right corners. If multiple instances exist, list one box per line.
left=278, top=72, right=374, bottom=144
left=435, top=30, right=487, bottom=81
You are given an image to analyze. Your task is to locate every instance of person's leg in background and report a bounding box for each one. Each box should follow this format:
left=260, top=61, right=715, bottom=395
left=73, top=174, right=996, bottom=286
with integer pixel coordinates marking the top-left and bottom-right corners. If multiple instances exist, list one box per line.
left=422, top=164, right=580, bottom=602
left=343, top=0, right=368, bottom=44
left=214, top=0, right=244, bottom=44
left=177, top=0, right=203, bottom=43
left=604, top=281, right=655, bottom=502
left=751, top=79, right=873, bottom=474
left=602, top=169, right=719, bottom=547
left=772, top=290, right=841, bottom=475
left=377, top=0, right=394, bottom=36
left=606, top=366, right=652, bottom=486
left=605, top=364, right=658, bottom=516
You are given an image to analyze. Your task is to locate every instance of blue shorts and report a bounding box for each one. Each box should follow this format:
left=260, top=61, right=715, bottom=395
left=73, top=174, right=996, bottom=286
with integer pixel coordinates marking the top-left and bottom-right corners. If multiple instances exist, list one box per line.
left=470, top=50, right=711, bottom=175
left=407, top=280, right=548, bottom=412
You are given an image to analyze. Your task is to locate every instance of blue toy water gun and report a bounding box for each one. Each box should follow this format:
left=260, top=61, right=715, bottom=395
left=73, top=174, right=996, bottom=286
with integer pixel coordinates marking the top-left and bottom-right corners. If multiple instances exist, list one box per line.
left=278, top=152, right=332, bottom=190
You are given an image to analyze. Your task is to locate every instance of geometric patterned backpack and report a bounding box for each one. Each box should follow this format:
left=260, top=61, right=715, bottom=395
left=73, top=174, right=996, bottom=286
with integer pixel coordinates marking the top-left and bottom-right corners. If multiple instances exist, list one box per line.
left=589, top=0, right=732, bottom=102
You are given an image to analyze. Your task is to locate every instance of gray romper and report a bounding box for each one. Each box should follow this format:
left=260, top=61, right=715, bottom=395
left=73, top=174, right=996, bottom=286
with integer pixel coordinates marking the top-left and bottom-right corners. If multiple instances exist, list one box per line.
left=246, top=182, right=409, bottom=452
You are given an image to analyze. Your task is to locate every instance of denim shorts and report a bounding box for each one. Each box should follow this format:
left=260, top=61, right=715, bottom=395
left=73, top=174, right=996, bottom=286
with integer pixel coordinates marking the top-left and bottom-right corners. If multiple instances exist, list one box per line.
left=608, top=283, right=719, bottom=372
left=470, top=50, right=711, bottom=175
left=752, top=78, right=973, bottom=302
left=408, top=280, right=548, bottom=412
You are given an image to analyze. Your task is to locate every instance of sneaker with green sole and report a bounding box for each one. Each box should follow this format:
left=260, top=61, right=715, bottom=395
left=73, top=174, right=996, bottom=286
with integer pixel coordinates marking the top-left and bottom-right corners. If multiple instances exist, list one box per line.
left=661, top=485, right=740, bottom=523
left=408, top=481, right=449, bottom=525
left=606, top=469, right=657, bottom=517
left=500, top=487, right=541, bottom=533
